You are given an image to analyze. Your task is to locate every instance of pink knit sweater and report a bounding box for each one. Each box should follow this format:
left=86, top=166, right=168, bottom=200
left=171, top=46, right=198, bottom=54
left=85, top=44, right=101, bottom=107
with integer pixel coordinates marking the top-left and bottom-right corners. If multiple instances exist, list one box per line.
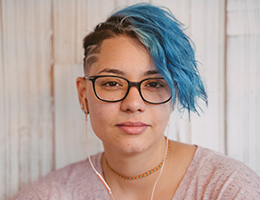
left=11, top=146, right=260, bottom=200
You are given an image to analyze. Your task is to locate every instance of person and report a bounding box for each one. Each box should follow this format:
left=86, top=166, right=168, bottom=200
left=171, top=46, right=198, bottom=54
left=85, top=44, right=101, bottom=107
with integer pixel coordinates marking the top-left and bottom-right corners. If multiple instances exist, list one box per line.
left=11, top=3, right=260, bottom=200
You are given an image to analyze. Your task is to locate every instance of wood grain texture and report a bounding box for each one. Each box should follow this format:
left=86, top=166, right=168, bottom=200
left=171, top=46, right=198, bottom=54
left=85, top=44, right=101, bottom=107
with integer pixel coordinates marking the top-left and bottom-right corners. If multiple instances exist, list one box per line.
left=0, top=0, right=6, bottom=198
left=189, top=0, right=226, bottom=153
left=226, top=0, right=260, bottom=174
left=0, top=0, right=54, bottom=199
left=117, top=0, right=150, bottom=7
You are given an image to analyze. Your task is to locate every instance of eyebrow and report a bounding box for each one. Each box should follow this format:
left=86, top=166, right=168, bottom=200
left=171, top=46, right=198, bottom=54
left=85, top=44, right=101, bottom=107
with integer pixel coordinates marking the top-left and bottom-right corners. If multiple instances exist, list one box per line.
left=143, top=70, right=159, bottom=76
left=98, top=68, right=125, bottom=75
left=97, top=68, right=159, bottom=76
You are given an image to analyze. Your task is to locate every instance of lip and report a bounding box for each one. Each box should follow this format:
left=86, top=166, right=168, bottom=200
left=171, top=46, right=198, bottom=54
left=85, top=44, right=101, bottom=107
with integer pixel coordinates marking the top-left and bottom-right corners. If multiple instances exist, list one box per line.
left=116, top=121, right=149, bottom=135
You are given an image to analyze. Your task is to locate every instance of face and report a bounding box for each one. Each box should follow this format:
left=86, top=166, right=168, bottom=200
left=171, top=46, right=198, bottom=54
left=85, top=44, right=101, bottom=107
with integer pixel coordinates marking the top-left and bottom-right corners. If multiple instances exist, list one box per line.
left=78, top=35, right=171, bottom=154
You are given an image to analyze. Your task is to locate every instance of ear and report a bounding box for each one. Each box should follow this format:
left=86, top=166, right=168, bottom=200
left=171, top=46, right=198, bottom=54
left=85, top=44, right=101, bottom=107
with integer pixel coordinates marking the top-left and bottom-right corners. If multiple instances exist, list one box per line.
left=76, top=77, right=88, bottom=112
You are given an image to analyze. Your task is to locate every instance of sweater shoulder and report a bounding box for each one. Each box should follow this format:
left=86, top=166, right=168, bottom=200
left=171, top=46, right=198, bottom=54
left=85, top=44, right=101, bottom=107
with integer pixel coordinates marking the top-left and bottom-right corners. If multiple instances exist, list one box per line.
left=10, top=152, right=107, bottom=200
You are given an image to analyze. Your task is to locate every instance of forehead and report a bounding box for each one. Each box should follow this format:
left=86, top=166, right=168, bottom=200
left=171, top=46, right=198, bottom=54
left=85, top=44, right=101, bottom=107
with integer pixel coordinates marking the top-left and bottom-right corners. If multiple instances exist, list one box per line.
left=89, top=35, right=156, bottom=77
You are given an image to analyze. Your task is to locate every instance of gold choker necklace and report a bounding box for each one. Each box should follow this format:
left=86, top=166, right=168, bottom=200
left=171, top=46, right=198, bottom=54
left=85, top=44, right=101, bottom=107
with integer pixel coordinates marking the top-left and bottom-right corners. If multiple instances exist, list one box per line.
left=105, top=141, right=170, bottom=180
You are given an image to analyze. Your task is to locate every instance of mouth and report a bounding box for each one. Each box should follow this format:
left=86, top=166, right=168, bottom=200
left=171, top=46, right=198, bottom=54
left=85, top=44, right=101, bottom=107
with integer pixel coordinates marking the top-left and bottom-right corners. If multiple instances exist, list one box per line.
left=116, top=121, right=149, bottom=135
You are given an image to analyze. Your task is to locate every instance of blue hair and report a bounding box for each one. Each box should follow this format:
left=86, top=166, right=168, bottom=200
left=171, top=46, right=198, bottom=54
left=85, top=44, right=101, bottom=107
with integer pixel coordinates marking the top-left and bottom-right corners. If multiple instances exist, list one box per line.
left=83, top=3, right=208, bottom=115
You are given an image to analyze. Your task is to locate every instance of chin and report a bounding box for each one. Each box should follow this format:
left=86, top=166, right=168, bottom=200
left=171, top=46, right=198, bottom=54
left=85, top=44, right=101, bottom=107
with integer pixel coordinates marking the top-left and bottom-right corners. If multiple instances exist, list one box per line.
left=106, top=137, right=153, bottom=155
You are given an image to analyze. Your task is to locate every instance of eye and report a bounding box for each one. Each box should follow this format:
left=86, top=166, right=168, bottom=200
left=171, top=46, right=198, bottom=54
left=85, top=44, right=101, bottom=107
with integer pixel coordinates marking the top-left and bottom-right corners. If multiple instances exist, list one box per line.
left=96, top=77, right=127, bottom=91
left=146, top=81, right=164, bottom=88
left=103, top=81, right=120, bottom=87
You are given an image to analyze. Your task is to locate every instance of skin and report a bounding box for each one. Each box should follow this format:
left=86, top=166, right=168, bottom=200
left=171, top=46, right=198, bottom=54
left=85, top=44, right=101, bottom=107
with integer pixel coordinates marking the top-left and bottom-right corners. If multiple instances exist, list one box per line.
left=77, top=35, right=197, bottom=200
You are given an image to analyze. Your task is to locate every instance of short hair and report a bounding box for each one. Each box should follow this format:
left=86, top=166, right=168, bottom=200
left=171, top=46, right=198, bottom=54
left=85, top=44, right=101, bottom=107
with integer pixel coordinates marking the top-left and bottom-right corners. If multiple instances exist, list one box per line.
left=83, top=3, right=208, bottom=115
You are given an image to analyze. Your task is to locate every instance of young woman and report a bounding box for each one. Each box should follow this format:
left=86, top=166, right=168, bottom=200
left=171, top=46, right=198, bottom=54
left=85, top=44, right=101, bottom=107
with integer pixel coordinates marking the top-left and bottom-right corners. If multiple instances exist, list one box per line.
left=11, top=3, right=260, bottom=200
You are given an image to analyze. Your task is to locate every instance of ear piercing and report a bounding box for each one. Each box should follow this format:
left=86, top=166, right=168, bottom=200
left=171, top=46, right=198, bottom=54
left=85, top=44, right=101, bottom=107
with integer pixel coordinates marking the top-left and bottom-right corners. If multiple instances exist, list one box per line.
left=81, top=102, right=88, bottom=115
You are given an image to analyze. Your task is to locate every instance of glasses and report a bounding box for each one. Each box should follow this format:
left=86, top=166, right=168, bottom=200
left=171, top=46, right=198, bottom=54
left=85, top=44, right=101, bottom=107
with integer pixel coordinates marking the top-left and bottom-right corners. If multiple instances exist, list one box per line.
left=85, top=75, right=172, bottom=104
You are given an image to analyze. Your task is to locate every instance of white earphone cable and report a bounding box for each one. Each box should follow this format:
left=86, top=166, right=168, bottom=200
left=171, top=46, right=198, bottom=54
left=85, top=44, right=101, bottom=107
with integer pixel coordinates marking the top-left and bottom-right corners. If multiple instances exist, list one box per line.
left=150, top=122, right=170, bottom=200
left=85, top=113, right=115, bottom=200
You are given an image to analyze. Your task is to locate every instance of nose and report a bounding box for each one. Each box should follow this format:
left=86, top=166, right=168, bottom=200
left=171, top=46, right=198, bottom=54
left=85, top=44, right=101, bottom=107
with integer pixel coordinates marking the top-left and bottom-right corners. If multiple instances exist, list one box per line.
left=120, top=86, right=146, bottom=112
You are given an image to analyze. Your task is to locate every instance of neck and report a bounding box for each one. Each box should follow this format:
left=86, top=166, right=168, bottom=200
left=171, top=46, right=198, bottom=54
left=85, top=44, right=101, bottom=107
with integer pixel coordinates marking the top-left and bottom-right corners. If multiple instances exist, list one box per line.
left=101, top=136, right=168, bottom=195
left=105, top=141, right=170, bottom=180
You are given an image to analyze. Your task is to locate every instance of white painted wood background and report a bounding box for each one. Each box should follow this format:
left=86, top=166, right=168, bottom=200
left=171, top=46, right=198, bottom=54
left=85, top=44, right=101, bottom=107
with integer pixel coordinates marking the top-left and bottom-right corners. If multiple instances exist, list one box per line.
left=0, top=0, right=259, bottom=199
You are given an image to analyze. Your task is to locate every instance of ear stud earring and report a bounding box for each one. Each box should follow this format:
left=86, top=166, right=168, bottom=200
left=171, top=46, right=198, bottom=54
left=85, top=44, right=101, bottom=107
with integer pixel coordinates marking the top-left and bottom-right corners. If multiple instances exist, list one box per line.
left=81, top=101, right=89, bottom=116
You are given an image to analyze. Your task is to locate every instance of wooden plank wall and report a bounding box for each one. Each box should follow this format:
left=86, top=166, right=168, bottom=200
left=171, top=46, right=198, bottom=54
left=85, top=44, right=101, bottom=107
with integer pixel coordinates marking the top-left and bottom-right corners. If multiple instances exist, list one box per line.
left=0, top=0, right=259, bottom=199
left=226, top=0, right=260, bottom=174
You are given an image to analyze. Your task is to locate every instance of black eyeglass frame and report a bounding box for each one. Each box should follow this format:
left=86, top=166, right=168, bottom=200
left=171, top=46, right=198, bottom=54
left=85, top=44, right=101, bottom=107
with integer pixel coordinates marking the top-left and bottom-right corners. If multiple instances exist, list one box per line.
left=85, top=75, right=172, bottom=104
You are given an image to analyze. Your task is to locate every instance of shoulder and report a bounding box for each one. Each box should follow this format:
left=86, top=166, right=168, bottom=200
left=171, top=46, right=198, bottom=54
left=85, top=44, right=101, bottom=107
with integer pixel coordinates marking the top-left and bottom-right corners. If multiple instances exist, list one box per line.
left=174, top=146, right=260, bottom=199
left=10, top=153, right=108, bottom=200
left=195, top=146, right=259, bottom=180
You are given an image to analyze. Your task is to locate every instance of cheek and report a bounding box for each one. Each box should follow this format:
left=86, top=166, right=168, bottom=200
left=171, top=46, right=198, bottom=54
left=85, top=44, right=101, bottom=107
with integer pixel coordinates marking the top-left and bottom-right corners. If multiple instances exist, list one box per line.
left=88, top=98, right=119, bottom=135
left=88, top=106, right=109, bottom=140
left=89, top=102, right=113, bottom=123
left=151, top=104, right=171, bottom=128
